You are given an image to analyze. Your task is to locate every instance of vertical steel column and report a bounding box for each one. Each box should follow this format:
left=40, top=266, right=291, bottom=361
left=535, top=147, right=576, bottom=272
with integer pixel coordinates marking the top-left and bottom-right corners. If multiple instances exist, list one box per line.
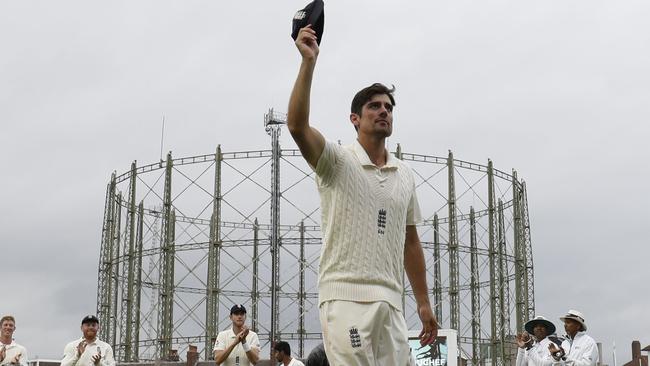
left=97, top=175, right=116, bottom=342
left=497, top=200, right=508, bottom=364
left=299, top=221, right=306, bottom=358
left=206, top=146, right=222, bottom=359
left=147, top=211, right=161, bottom=352
left=512, top=170, right=526, bottom=333
left=469, top=207, right=481, bottom=366
left=111, top=192, right=122, bottom=348
left=487, top=160, right=500, bottom=366
left=432, top=214, right=443, bottom=324
left=158, top=152, right=175, bottom=359
left=520, top=182, right=535, bottom=320
left=265, top=109, right=284, bottom=344
left=447, top=151, right=460, bottom=332
left=120, top=162, right=138, bottom=361
left=133, top=202, right=144, bottom=361
left=396, top=144, right=406, bottom=311
left=252, top=219, right=259, bottom=333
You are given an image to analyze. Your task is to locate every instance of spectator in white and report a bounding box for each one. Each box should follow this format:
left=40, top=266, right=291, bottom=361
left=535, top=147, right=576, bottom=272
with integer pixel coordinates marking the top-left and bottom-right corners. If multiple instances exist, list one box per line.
left=61, top=315, right=115, bottom=366
left=548, top=310, right=598, bottom=366
left=0, top=315, right=27, bottom=366
left=273, top=341, right=305, bottom=366
left=515, top=316, right=557, bottom=366
left=213, top=305, right=260, bottom=366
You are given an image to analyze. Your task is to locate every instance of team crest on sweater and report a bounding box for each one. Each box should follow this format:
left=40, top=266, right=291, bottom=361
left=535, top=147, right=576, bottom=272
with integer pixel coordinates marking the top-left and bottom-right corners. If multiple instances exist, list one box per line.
left=349, top=326, right=361, bottom=348
left=377, top=209, right=387, bottom=235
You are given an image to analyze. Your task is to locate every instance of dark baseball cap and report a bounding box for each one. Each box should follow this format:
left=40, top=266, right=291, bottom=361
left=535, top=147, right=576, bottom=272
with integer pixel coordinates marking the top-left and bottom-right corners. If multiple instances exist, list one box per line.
left=291, top=0, right=325, bottom=45
left=81, top=315, right=100, bottom=324
left=230, top=304, right=247, bottom=315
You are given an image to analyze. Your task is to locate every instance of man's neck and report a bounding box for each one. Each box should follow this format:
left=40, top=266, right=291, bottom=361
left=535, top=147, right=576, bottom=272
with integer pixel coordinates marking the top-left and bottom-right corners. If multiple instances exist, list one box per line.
left=0, top=336, right=11, bottom=345
left=232, top=325, right=242, bottom=335
left=84, top=336, right=97, bottom=343
left=357, top=135, right=387, bottom=167
left=282, top=357, right=292, bottom=366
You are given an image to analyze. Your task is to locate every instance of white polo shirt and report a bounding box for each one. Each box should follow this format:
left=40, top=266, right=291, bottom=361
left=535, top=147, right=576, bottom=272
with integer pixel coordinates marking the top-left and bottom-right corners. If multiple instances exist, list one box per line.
left=0, top=341, right=28, bottom=366
left=60, top=338, right=115, bottom=366
left=314, top=140, right=422, bottom=310
left=213, top=328, right=260, bottom=366
left=288, top=358, right=305, bottom=366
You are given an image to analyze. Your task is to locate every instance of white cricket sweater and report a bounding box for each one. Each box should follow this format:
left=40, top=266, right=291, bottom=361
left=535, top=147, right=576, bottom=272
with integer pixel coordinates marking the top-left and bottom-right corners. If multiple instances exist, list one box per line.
left=0, top=341, right=28, bottom=366
left=314, top=140, right=422, bottom=309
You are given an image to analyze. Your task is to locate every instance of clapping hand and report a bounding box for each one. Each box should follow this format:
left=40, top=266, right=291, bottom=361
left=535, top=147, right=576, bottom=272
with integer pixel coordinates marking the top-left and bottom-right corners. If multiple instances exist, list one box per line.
left=76, top=341, right=87, bottom=357
left=10, top=353, right=22, bottom=365
left=237, top=326, right=250, bottom=343
left=516, top=332, right=532, bottom=348
left=91, top=347, right=102, bottom=365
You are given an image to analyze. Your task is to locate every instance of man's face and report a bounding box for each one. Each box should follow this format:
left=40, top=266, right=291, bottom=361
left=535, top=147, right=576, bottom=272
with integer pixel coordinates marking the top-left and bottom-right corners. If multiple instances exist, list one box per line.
left=351, top=94, right=394, bottom=138
left=532, top=324, right=548, bottom=341
left=230, top=312, right=246, bottom=328
left=563, top=318, right=582, bottom=335
left=81, top=322, right=99, bottom=340
left=1, top=320, right=15, bottom=338
left=273, top=349, right=283, bottom=362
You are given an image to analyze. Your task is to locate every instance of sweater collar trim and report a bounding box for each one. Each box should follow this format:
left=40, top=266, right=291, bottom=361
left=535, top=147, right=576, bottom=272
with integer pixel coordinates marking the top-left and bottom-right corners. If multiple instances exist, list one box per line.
left=352, top=140, right=398, bottom=169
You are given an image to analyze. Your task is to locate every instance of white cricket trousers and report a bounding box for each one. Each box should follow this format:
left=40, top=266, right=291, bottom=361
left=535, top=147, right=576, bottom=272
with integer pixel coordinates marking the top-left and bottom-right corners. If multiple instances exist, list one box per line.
left=319, top=300, right=414, bottom=366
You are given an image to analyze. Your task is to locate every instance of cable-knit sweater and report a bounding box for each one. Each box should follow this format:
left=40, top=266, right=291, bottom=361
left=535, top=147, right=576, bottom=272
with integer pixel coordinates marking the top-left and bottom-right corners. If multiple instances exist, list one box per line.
left=314, top=140, right=422, bottom=309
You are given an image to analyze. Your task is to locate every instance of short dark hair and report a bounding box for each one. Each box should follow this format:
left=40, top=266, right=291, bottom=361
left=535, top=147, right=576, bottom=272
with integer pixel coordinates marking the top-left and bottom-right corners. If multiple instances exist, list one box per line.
left=350, top=83, right=396, bottom=117
left=306, top=343, right=329, bottom=366
left=274, top=341, right=291, bottom=356
left=0, top=315, right=15, bottom=326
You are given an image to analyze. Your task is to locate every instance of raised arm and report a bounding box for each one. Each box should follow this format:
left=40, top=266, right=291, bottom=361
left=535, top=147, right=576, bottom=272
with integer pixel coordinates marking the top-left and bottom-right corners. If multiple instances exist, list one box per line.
left=287, top=25, right=326, bottom=168
left=404, top=225, right=439, bottom=346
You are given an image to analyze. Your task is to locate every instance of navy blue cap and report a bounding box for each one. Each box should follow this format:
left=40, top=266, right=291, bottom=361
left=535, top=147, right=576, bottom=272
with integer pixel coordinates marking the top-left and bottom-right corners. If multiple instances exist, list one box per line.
left=291, top=0, right=325, bottom=45
left=230, top=304, right=247, bottom=315
left=81, top=315, right=100, bottom=324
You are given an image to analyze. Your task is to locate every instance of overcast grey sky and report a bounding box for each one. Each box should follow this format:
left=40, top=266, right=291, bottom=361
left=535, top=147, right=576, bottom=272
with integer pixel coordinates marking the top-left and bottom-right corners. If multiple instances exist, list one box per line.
left=1, top=0, right=649, bottom=362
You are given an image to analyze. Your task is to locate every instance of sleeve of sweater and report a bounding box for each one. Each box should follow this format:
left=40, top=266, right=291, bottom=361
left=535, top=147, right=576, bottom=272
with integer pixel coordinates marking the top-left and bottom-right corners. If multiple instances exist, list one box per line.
left=60, top=342, right=79, bottom=366
left=516, top=348, right=528, bottom=366
left=100, top=345, right=116, bottom=366
left=314, top=141, right=341, bottom=186
left=18, top=346, right=28, bottom=366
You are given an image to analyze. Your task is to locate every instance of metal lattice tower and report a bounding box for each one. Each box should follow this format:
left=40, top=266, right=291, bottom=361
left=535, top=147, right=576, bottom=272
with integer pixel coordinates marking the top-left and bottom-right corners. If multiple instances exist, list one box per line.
left=96, top=110, right=535, bottom=364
